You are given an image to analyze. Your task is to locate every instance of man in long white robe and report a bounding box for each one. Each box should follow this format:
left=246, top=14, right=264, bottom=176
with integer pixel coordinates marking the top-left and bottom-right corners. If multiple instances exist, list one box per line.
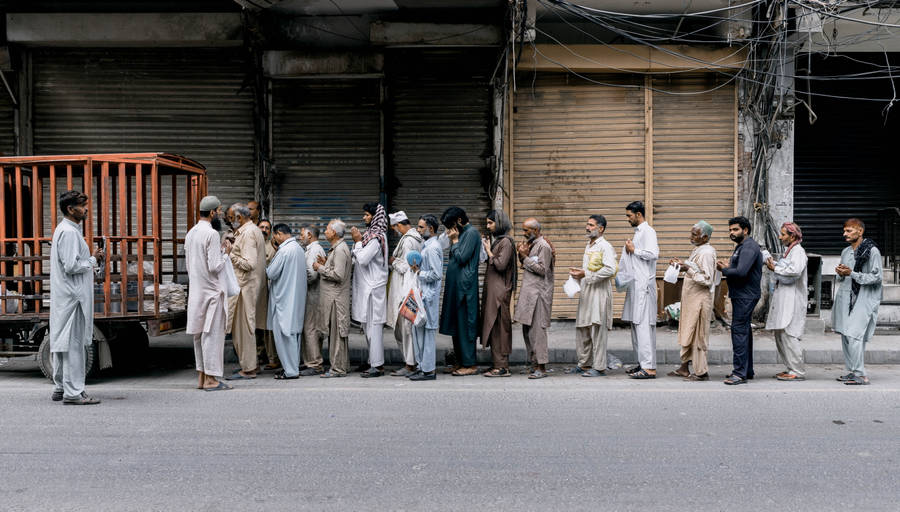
left=765, top=222, right=808, bottom=381
left=387, top=211, right=423, bottom=376
left=185, top=197, right=233, bottom=391
left=49, top=190, right=103, bottom=404
left=621, top=201, right=659, bottom=379
left=266, top=224, right=307, bottom=379
left=351, top=203, right=389, bottom=377
left=299, top=226, right=327, bottom=375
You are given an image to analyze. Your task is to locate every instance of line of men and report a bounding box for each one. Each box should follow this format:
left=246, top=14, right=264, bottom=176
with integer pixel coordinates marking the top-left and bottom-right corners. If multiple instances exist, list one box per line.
left=46, top=190, right=884, bottom=403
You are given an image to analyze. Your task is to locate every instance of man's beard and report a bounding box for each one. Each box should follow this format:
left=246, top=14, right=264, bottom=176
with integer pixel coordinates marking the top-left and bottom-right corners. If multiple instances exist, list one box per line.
left=421, top=231, right=432, bottom=240
left=211, top=217, right=223, bottom=231
left=586, top=229, right=598, bottom=239
left=526, top=233, right=536, bottom=242
left=730, top=234, right=744, bottom=243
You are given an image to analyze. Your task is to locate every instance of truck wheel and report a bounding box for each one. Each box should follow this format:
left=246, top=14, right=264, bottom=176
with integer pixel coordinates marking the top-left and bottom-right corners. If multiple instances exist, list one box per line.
left=110, top=322, right=150, bottom=371
left=37, top=337, right=98, bottom=381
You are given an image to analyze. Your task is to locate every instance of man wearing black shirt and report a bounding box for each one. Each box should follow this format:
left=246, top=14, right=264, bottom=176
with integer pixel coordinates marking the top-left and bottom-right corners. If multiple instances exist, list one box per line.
left=717, top=216, right=763, bottom=385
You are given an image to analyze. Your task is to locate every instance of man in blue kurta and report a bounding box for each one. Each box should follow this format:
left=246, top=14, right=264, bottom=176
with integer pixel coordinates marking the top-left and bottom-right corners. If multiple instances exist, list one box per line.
left=833, top=218, right=883, bottom=386
left=439, top=206, right=481, bottom=375
left=266, top=223, right=307, bottom=379
left=409, top=214, right=444, bottom=381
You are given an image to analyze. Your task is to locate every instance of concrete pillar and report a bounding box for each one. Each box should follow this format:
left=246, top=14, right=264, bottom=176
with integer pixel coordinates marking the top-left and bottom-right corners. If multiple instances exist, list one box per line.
left=767, top=119, right=794, bottom=228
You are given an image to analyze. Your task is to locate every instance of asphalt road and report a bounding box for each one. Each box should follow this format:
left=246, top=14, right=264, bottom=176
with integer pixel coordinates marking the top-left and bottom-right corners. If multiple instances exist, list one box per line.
left=1, top=356, right=899, bottom=511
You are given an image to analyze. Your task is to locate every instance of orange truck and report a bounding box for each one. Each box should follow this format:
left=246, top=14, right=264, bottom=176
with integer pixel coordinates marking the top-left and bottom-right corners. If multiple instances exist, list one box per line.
left=0, top=153, right=207, bottom=378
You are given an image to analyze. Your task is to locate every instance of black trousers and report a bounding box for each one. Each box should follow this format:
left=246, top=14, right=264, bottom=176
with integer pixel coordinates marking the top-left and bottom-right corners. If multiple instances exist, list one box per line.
left=730, top=298, right=759, bottom=379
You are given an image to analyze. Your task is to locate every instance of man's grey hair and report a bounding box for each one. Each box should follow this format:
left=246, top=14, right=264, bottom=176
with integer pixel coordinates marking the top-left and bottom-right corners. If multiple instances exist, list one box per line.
left=231, top=203, right=250, bottom=219
left=329, top=219, right=346, bottom=238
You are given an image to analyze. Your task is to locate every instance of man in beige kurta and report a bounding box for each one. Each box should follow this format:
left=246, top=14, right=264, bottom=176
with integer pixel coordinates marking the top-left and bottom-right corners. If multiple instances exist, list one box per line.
left=569, top=215, right=616, bottom=377
left=255, top=219, right=280, bottom=370
left=314, top=220, right=353, bottom=377
left=226, top=203, right=266, bottom=379
left=669, top=221, right=717, bottom=381
left=514, top=218, right=555, bottom=380
left=300, top=226, right=327, bottom=375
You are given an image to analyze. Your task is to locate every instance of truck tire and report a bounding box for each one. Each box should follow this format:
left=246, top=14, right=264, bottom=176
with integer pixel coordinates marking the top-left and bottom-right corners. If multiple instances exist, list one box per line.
left=110, top=321, right=150, bottom=371
left=37, top=337, right=98, bottom=381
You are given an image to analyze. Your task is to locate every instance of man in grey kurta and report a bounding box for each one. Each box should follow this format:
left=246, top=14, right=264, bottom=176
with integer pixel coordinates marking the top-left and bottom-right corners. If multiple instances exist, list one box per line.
left=49, top=190, right=103, bottom=405
left=315, top=220, right=353, bottom=378
left=514, top=218, right=555, bottom=380
left=833, top=218, right=882, bottom=386
left=266, top=224, right=307, bottom=379
left=299, top=226, right=327, bottom=375
left=409, top=214, right=443, bottom=381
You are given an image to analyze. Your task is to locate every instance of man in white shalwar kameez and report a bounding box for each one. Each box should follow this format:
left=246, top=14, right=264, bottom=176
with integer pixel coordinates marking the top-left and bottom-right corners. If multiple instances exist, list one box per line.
left=765, top=222, right=808, bottom=381
left=49, top=191, right=104, bottom=404
left=266, top=224, right=307, bottom=379
left=622, top=201, right=659, bottom=379
left=351, top=202, right=389, bottom=378
left=387, top=210, right=423, bottom=377
left=185, top=196, right=233, bottom=391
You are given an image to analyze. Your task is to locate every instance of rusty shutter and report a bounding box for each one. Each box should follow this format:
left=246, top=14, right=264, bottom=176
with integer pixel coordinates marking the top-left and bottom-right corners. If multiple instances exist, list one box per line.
left=513, top=74, right=646, bottom=319
left=31, top=48, right=256, bottom=208
left=387, top=49, right=493, bottom=233
left=270, top=79, right=381, bottom=232
left=651, top=76, right=736, bottom=270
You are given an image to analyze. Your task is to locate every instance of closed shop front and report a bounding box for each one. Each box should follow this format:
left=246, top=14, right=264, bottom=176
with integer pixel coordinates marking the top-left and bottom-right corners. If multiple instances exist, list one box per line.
left=513, top=73, right=736, bottom=318
left=387, top=48, right=494, bottom=231
left=31, top=48, right=256, bottom=208
left=270, top=79, right=381, bottom=231
left=0, top=79, right=14, bottom=156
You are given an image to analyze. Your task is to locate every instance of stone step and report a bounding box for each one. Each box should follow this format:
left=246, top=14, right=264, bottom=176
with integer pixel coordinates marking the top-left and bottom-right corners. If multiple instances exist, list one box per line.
left=885, top=268, right=896, bottom=283
left=877, top=303, right=900, bottom=325
left=883, top=283, right=900, bottom=302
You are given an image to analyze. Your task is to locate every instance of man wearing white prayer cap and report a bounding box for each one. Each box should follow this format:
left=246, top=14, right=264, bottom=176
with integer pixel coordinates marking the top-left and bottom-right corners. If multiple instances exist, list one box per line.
left=386, top=210, right=423, bottom=376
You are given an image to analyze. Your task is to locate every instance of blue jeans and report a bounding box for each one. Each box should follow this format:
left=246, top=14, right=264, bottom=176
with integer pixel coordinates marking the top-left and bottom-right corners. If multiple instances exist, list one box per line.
left=730, top=298, right=758, bottom=379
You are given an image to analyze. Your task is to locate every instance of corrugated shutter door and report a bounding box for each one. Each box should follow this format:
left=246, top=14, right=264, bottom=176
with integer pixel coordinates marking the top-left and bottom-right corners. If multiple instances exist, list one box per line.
left=651, top=77, right=735, bottom=268
left=388, top=49, right=493, bottom=231
left=513, top=74, right=646, bottom=319
left=31, top=48, right=256, bottom=208
left=0, top=83, right=14, bottom=156
left=271, top=80, right=380, bottom=232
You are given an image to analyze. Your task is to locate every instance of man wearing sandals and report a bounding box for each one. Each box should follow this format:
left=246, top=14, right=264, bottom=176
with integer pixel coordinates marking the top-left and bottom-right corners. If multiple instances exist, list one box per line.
left=185, top=196, right=233, bottom=392
left=514, top=218, right=555, bottom=380
left=765, top=222, right=808, bottom=381
left=622, top=201, right=659, bottom=380
left=833, top=218, right=882, bottom=386
left=569, top=215, right=616, bottom=378
left=266, top=224, right=307, bottom=380
left=313, top=220, right=353, bottom=378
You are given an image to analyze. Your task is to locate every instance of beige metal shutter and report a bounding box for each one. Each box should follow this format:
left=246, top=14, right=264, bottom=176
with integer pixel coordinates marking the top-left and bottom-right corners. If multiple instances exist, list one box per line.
left=651, top=77, right=736, bottom=268
left=512, top=74, right=646, bottom=319
left=271, top=79, right=381, bottom=233
left=31, top=48, right=256, bottom=208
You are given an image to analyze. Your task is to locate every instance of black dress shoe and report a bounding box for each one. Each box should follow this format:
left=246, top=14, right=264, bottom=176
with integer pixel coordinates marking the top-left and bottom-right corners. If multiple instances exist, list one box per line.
left=408, top=371, right=436, bottom=381
left=354, top=363, right=371, bottom=373
left=360, top=368, right=384, bottom=378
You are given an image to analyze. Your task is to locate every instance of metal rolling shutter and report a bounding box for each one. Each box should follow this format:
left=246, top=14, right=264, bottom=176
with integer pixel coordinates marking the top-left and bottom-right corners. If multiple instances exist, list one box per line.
left=0, top=80, right=14, bottom=156
left=513, top=74, right=646, bottom=319
left=271, top=79, right=380, bottom=233
left=31, top=48, right=256, bottom=208
left=387, top=49, right=493, bottom=233
left=651, top=76, right=735, bottom=269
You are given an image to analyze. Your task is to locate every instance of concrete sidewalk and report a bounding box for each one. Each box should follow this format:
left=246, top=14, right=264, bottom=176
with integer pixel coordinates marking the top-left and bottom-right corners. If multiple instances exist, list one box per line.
left=196, top=320, right=900, bottom=367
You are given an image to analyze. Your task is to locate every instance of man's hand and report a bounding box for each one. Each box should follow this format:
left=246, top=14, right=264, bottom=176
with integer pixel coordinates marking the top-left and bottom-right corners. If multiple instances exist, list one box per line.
left=670, top=258, right=682, bottom=267
left=316, top=254, right=327, bottom=265
left=92, top=247, right=104, bottom=261
left=446, top=227, right=459, bottom=243
left=765, top=257, right=775, bottom=271
left=516, top=241, right=530, bottom=259
left=625, top=239, right=635, bottom=254
left=569, top=267, right=585, bottom=280
left=836, top=264, right=852, bottom=277
left=716, top=259, right=728, bottom=271
left=223, top=240, right=233, bottom=254
left=350, top=226, right=362, bottom=243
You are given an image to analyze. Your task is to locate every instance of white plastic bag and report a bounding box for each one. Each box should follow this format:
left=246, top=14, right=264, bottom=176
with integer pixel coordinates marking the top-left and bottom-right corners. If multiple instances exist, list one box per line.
left=222, top=261, right=240, bottom=297
left=563, top=276, right=581, bottom=298
left=615, top=251, right=635, bottom=292
left=663, top=263, right=680, bottom=284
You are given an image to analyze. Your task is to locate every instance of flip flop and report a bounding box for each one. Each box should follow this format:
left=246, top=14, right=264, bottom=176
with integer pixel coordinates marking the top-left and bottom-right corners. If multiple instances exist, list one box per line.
left=204, top=381, right=233, bottom=392
left=528, top=370, right=547, bottom=379
left=225, top=372, right=257, bottom=381
left=844, top=376, right=870, bottom=385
